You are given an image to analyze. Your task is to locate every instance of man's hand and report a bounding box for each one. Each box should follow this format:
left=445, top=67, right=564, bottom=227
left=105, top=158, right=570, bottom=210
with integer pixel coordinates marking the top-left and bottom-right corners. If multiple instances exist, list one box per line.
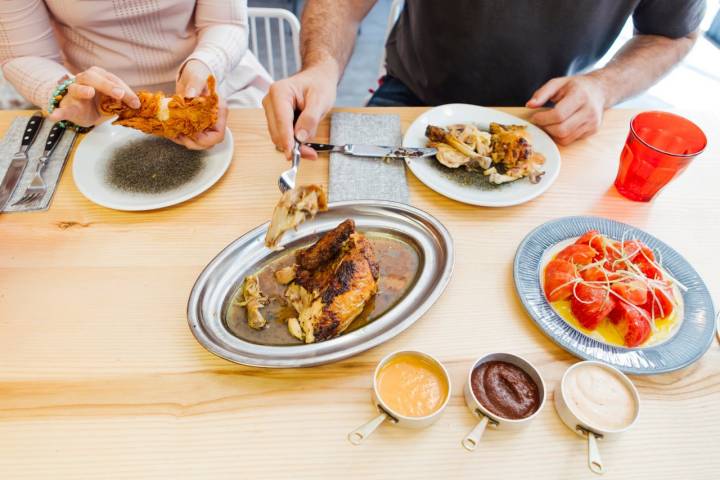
left=262, top=61, right=339, bottom=159
left=49, top=66, right=140, bottom=127
left=526, top=74, right=608, bottom=146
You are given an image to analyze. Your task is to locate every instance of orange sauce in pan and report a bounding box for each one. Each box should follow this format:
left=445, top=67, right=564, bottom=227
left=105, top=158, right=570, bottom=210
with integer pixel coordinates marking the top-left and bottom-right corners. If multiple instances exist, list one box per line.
left=376, top=353, right=448, bottom=418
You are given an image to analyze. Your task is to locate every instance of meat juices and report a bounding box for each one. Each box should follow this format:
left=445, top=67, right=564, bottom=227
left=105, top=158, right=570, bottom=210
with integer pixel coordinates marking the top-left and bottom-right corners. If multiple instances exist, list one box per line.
left=471, top=361, right=541, bottom=420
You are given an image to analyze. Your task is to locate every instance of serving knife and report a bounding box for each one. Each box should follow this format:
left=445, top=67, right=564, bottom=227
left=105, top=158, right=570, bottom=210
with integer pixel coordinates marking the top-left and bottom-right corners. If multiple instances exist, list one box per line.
left=304, top=142, right=437, bottom=159
left=0, top=112, right=45, bottom=211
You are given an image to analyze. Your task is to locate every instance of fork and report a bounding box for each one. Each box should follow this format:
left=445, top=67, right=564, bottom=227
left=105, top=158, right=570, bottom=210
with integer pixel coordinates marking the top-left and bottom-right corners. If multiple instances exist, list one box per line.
left=278, top=139, right=301, bottom=193
left=12, top=122, right=66, bottom=206
left=277, top=110, right=302, bottom=193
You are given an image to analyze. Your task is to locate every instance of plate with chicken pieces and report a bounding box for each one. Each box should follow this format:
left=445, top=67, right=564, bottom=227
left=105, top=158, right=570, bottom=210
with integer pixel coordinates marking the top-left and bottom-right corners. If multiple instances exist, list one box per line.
left=187, top=200, right=453, bottom=368
left=403, top=103, right=561, bottom=207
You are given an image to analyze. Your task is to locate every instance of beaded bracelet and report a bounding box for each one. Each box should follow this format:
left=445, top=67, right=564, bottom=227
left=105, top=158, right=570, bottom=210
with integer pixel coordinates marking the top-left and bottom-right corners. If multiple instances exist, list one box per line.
left=47, top=77, right=94, bottom=133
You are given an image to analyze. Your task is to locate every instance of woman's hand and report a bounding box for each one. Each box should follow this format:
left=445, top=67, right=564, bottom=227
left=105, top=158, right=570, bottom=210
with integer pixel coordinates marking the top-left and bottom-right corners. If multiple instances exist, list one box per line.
left=173, top=59, right=226, bottom=150
left=174, top=98, right=228, bottom=150
left=177, top=59, right=212, bottom=98
left=48, top=66, right=140, bottom=127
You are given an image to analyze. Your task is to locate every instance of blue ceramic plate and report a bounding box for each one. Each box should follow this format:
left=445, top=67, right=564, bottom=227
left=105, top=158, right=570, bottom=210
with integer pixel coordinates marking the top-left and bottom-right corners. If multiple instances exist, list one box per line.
left=514, top=216, right=715, bottom=375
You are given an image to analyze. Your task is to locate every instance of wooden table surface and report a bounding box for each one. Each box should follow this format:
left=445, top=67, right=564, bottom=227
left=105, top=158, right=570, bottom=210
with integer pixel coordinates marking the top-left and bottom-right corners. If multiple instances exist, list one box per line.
left=1, top=107, right=718, bottom=479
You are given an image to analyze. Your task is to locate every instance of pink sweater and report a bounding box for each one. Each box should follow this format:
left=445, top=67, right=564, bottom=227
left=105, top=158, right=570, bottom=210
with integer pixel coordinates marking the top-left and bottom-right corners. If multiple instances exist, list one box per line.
left=0, top=0, right=272, bottom=108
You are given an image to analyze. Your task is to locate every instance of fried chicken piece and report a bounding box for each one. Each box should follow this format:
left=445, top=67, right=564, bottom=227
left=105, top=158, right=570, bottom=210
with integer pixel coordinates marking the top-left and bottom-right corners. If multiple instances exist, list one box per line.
left=264, top=185, right=329, bottom=250
left=284, top=220, right=379, bottom=343
left=99, top=75, right=219, bottom=139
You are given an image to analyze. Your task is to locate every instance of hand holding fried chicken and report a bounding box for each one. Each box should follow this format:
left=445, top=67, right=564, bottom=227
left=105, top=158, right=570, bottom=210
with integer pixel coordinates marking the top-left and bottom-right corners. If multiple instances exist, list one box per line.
left=99, top=74, right=226, bottom=150
left=48, top=66, right=140, bottom=127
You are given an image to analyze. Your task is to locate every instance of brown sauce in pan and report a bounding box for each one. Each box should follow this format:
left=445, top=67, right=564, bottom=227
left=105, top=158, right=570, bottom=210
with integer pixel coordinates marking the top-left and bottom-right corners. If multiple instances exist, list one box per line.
left=224, top=233, right=421, bottom=346
left=471, top=361, right=540, bottom=420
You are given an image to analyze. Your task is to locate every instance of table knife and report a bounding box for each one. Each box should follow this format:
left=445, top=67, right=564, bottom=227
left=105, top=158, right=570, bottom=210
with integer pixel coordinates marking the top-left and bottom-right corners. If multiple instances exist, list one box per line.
left=304, top=142, right=437, bottom=159
left=0, top=113, right=45, bottom=211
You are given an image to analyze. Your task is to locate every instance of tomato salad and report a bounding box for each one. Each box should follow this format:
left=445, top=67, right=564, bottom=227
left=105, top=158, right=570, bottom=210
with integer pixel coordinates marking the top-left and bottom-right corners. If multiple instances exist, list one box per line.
left=543, top=230, right=684, bottom=348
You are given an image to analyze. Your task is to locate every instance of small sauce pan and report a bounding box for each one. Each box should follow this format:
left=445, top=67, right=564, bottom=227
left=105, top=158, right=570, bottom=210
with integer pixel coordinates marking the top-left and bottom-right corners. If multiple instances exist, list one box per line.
left=348, top=350, right=451, bottom=445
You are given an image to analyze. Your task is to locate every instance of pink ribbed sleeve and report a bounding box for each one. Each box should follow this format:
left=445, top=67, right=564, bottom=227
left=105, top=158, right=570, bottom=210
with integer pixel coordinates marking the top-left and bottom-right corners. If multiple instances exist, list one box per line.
left=0, top=0, right=70, bottom=109
left=181, top=0, right=250, bottom=84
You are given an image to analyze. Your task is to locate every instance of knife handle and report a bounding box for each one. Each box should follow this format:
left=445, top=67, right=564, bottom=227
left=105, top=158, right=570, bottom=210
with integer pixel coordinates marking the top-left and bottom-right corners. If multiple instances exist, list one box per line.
left=20, top=112, right=45, bottom=151
left=42, top=123, right=67, bottom=158
left=304, top=142, right=336, bottom=152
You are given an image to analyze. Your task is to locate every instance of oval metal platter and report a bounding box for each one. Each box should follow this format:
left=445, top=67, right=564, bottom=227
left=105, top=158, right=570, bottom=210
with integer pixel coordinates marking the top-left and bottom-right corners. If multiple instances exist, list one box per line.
left=187, top=201, right=454, bottom=368
left=514, top=216, right=716, bottom=375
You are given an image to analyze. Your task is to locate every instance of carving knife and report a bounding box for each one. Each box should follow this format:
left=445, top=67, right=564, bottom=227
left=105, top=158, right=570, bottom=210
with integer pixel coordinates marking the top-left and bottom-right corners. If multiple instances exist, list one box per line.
left=303, top=142, right=437, bottom=159
left=0, top=113, right=45, bottom=211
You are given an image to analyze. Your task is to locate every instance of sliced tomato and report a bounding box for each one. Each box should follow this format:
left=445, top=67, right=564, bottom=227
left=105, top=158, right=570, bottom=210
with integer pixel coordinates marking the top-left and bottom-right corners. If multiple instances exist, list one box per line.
left=634, top=256, right=662, bottom=280
left=622, top=240, right=656, bottom=262
left=610, top=302, right=652, bottom=347
left=611, top=279, right=648, bottom=305
left=544, top=259, right=577, bottom=302
left=580, top=266, right=621, bottom=283
left=555, top=244, right=598, bottom=265
left=576, top=230, right=602, bottom=247
left=580, top=266, right=606, bottom=282
left=641, top=284, right=675, bottom=318
left=571, top=284, right=615, bottom=330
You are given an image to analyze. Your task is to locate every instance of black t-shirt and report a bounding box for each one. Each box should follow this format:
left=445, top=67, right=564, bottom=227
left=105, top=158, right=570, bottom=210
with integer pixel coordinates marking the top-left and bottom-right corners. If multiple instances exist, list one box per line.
left=384, top=0, right=705, bottom=106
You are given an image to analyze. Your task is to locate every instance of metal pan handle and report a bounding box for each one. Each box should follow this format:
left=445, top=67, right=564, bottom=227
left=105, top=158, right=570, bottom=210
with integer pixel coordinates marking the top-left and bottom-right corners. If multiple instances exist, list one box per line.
left=462, top=414, right=490, bottom=451
left=577, top=425, right=604, bottom=475
left=347, top=412, right=389, bottom=445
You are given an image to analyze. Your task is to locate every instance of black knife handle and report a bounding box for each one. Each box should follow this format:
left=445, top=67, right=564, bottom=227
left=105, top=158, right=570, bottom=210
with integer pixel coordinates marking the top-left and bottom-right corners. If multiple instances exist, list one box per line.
left=303, top=142, right=335, bottom=151
left=20, top=113, right=45, bottom=149
left=42, top=123, right=67, bottom=157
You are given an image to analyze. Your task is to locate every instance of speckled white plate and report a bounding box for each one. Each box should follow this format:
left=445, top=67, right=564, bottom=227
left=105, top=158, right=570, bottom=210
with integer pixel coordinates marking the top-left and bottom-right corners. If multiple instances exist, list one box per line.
left=402, top=103, right=561, bottom=207
left=73, top=122, right=233, bottom=211
left=514, top=216, right=716, bottom=375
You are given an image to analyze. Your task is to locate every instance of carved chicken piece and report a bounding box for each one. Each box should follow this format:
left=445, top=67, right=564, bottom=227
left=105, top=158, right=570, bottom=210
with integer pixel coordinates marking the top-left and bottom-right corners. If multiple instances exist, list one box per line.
left=284, top=219, right=379, bottom=343
left=264, top=185, right=328, bottom=250
left=99, top=75, right=219, bottom=139
left=235, top=274, right=268, bottom=329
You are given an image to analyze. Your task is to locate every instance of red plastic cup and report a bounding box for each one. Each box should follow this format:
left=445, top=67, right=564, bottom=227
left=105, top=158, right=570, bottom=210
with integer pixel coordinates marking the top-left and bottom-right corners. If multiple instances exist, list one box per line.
left=614, top=111, right=707, bottom=202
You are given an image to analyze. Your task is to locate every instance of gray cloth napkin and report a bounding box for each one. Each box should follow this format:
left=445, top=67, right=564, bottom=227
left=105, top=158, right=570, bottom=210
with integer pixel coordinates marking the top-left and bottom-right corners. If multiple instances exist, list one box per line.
left=0, top=116, right=77, bottom=212
left=328, top=112, right=409, bottom=204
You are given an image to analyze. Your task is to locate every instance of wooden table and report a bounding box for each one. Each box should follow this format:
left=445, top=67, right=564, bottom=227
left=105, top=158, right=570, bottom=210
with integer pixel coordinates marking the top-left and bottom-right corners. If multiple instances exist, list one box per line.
left=1, top=108, right=718, bottom=479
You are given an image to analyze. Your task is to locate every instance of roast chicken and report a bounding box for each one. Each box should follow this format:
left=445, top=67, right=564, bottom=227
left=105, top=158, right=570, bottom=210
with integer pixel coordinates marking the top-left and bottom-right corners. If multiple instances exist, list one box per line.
left=276, top=219, right=379, bottom=343
left=99, top=75, right=218, bottom=139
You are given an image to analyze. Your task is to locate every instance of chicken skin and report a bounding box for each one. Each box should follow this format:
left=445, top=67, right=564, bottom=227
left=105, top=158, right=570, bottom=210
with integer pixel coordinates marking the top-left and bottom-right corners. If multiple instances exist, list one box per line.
left=283, top=219, right=379, bottom=343
left=99, top=75, right=218, bottom=139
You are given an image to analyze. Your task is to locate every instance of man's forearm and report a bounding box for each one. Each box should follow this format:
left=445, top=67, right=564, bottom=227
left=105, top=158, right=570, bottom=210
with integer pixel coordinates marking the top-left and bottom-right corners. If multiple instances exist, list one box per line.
left=300, top=0, right=377, bottom=81
left=589, top=32, right=698, bottom=107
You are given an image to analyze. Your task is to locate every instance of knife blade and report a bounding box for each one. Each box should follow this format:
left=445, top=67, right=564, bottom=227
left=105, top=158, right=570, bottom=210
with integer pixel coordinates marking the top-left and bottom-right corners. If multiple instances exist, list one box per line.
left=0, top=113, right=45, bottom=211
left=304, top=142, right=437, bottom=159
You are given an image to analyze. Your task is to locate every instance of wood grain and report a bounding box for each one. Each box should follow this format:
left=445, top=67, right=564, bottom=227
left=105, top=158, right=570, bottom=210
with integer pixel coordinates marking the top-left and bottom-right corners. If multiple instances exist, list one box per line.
left=0, top=108, right=718, bottom=479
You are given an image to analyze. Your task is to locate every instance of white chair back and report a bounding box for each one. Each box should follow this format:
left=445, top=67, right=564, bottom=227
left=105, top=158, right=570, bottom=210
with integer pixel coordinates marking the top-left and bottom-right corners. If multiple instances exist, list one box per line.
left=248, top=7, right=301, bottom=80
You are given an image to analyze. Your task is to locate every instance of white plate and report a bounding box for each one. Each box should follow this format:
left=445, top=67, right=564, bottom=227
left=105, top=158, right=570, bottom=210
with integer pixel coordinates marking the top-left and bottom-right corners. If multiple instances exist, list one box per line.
left=402, top=103, right=561, bottom=207
left=73, top=122, right=233, bottom=211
